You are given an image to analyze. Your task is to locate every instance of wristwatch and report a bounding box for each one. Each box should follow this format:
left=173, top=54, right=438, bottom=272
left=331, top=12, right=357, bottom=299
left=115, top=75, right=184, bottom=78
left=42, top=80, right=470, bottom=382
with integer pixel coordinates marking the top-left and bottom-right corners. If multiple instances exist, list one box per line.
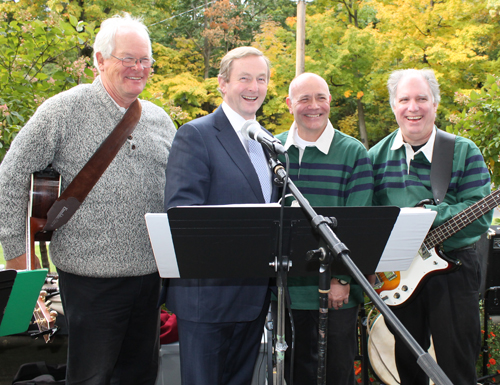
left=337, top=278, right=349, bottom=286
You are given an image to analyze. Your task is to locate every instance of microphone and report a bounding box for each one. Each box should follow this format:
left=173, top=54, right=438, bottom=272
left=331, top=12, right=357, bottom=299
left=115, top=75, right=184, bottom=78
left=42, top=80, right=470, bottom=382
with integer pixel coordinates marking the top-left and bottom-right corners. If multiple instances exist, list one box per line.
left=241, top=120, right=287, bottom=155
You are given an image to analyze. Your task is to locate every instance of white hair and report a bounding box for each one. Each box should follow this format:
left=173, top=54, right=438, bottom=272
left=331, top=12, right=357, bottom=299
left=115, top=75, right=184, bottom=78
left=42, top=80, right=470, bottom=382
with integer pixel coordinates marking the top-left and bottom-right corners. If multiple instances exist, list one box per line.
left=387, top=68, right=441, bottom=110
left=93, top=13, right=152, bottom=71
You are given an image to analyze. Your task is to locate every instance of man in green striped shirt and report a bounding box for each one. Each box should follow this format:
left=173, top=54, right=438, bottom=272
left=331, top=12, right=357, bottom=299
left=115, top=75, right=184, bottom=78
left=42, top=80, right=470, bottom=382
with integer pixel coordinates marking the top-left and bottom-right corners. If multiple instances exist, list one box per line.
left=369, top=69, right=492, bottom=385
left=276, top=73, right=374, bottom=385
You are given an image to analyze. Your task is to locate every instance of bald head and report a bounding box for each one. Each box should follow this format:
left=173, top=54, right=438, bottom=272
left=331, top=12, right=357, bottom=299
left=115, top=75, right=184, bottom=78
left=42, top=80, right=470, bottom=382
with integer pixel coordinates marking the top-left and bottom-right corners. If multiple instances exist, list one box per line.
left=288, top=73, right=330, bottom=100
left=286, top=73, right=332, bottom=142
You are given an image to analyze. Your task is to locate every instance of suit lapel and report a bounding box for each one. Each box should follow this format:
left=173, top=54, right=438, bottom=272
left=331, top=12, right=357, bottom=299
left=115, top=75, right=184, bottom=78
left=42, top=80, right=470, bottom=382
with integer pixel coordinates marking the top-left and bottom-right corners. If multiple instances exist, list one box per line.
left=213, top=107, right=265, bottom=202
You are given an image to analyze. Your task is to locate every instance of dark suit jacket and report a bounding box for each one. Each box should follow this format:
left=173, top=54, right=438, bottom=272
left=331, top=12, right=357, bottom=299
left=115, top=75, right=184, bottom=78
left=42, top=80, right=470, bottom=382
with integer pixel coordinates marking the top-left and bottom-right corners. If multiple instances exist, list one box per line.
left=164, top=106, right=277, bottom=323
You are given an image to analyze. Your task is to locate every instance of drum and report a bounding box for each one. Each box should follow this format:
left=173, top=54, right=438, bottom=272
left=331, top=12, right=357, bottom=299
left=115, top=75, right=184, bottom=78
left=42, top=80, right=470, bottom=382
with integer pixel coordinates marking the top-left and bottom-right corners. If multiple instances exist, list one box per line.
left=367, top=309, right=435, bottom=385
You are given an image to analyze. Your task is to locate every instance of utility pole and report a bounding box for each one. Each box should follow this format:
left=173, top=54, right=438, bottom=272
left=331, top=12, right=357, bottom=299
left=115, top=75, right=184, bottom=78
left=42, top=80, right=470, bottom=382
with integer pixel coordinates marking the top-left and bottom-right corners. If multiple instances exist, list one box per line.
left=295, top=0, right=307, bottom=76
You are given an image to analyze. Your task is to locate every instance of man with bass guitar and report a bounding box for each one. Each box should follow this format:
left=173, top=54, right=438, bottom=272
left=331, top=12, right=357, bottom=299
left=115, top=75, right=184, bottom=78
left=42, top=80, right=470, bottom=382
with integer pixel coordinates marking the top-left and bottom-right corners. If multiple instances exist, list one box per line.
left=369, top=68, right=493, bottom=385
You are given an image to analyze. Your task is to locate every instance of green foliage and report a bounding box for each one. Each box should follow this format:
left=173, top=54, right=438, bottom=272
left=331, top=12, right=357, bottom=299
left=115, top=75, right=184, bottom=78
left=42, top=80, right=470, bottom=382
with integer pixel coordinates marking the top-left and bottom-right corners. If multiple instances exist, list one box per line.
left=450, top=74, right=500, bottom=186
left=253, top=20, right=295, bottom=134
left=1, top=0, right=499, bottom=162
left=139, top=88, right=189, bottom=129
left=148, top=72, right=222, bottom=125
left=0, top=9, right=95, bottom=161
left=153, top=41, right=205, bottom=78
left=477, top=302, right=500, bottom=381
left=148, top=0, right=297, bottom=79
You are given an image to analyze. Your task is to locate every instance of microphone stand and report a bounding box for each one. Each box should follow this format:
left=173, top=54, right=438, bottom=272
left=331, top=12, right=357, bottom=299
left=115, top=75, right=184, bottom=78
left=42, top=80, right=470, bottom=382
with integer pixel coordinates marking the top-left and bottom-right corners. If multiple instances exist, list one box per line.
left=267, top=155, right=453, bottom=385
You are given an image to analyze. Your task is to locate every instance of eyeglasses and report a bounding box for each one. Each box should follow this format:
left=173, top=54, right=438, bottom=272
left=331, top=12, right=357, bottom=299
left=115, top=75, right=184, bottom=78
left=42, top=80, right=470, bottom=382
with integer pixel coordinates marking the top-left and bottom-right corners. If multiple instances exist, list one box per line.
left=110, top=55, right=155, bottom=68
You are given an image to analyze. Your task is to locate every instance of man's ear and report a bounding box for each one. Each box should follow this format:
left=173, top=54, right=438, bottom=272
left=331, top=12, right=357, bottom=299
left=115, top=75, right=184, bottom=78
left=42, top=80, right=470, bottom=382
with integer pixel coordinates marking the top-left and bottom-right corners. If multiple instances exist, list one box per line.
left=96, top=52, right=105, bottom=72
left=286, top=97, right=293, bottom=114
left=217, top=75, right=226, bottom=96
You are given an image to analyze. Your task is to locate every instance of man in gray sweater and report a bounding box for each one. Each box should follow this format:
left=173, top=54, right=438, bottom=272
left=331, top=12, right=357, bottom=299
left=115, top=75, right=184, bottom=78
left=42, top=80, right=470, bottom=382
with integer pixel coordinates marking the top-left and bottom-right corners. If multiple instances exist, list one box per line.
left=0, top=14, right=176, bottom=385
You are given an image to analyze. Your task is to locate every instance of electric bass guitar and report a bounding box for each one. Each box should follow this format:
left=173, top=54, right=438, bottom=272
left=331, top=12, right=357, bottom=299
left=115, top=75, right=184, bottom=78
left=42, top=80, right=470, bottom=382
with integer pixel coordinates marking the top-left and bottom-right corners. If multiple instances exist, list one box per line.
left=27, top=166, right=61, bottom=342
left=375, top=188, right=499, bottom=307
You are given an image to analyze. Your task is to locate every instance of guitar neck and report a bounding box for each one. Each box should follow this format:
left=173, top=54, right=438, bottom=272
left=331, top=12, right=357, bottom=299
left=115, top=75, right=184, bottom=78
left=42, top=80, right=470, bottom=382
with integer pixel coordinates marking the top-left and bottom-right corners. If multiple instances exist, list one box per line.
left=424, top=188, right=500, bottom=249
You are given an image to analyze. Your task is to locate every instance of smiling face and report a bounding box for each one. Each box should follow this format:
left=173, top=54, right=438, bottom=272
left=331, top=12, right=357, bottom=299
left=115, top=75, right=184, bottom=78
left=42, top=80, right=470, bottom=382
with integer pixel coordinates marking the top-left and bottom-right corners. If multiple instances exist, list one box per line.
left=286, top=73, right=332, bottom=142
left=217, top=55, right=269, bottom=120
left=393, top=74, right=438, bottom=146
left=97, top=27, right=151, bottom=108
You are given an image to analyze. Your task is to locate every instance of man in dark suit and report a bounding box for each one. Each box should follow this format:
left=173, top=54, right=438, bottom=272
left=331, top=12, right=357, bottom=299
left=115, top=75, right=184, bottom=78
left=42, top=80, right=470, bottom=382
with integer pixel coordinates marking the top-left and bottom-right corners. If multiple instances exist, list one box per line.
left=164, top=47, right=276, bottom=385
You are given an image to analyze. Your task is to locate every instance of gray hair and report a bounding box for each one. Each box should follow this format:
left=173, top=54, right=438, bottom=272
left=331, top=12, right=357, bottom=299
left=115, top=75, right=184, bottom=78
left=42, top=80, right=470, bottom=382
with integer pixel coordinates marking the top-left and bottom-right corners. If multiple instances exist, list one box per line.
left=387, top=69, right=441, bottom=110
left=93, top=13, right=152, bottom=71
left=217, top=47, right=271, bottom=95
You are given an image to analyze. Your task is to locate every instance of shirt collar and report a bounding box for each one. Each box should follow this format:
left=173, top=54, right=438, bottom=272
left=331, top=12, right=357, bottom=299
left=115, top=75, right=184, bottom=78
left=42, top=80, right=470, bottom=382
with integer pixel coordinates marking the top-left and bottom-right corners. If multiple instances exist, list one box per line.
left=283, top=120, right=335, bottom=155
left=97, top=76, right=127, bottom=113
left=391, top=126, right=437, bottom=171
left=221, top=101, right=256, bottom=151
left=221, top=102, right=251, bottom=132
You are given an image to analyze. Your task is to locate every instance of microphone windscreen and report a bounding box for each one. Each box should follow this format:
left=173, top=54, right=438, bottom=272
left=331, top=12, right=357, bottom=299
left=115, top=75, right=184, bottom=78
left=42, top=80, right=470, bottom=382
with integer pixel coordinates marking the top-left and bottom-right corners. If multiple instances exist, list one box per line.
left=241, top=120, right=261, bottom=141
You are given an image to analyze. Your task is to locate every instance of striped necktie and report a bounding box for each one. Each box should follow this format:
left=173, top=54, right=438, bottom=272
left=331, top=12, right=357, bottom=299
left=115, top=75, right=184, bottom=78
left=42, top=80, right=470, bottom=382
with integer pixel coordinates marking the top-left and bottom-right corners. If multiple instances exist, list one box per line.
left=248, top=139, right=272, bottom=203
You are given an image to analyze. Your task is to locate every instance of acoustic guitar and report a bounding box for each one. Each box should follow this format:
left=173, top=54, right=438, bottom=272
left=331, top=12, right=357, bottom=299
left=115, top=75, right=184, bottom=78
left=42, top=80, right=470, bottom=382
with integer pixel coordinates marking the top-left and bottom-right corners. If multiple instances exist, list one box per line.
left=375, top=188, right=500, bottom=307
left=26, top=166, right=61, bottom=342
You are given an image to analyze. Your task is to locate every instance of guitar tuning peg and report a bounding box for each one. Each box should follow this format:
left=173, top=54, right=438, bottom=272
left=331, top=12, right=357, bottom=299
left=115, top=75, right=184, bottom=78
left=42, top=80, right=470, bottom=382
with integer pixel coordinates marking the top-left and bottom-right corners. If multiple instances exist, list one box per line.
left=49, top=310, right=58, bottom=321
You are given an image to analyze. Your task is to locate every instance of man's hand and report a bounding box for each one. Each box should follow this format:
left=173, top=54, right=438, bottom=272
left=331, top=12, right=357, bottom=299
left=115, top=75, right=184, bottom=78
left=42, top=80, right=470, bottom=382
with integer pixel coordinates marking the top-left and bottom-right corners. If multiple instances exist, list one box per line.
left=366, top=274, right=376, bottom=287
left=5, top=253, right=41, bottom=270
left=328, top=278, right=350, bottom=310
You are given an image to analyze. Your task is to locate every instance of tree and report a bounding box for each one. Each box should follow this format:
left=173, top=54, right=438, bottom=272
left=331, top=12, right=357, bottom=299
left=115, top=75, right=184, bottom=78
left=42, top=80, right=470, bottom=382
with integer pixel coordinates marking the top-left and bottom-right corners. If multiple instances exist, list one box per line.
left=253, top=20, right=296, bottom=134
left=371, top=0, right=499, bottom=126
left=0, top=8, right=95, bottom=160
left=149, top=0, right=297, bottom=80
left=450, top=74, right=500, bottom=186
left=148, top=68, right=221, bottom=125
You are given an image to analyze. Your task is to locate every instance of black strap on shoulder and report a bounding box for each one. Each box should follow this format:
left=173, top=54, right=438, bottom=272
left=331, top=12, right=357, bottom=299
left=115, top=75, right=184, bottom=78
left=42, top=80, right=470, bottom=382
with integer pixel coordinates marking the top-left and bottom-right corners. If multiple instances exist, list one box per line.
left=430, top=129, right=456, bottom=205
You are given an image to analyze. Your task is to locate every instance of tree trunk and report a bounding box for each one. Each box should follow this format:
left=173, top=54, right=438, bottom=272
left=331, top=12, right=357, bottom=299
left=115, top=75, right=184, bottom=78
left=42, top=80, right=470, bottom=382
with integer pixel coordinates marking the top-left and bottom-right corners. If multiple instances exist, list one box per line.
left=357, top=98, right=369, bottom=150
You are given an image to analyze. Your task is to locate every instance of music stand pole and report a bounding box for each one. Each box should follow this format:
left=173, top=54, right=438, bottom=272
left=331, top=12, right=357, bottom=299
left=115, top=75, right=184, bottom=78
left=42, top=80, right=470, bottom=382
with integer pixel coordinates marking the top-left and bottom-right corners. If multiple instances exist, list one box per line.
left=273, top=256, right=289, bottom=385
left=269, top=158, right=454, bottom=385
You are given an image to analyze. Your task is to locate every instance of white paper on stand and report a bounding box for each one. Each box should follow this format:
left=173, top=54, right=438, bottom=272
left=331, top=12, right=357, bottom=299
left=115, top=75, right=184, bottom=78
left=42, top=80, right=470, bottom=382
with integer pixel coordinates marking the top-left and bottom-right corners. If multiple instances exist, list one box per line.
left=376, top=207, right=437, bottom=272
left=145, top=213, right=180, bottom=278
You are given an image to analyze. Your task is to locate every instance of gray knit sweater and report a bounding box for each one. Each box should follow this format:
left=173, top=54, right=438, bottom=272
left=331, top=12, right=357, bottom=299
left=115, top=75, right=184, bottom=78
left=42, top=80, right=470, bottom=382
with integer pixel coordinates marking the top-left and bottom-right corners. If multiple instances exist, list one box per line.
left=0, top=77, right=176, bottom=277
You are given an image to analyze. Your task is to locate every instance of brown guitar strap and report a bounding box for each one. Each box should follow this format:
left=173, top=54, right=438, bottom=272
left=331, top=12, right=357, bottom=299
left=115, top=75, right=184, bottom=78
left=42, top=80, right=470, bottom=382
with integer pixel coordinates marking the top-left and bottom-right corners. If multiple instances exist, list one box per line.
left=43, top=99, right=142, bottom=231
left=430, top=129, right=456, bottom=205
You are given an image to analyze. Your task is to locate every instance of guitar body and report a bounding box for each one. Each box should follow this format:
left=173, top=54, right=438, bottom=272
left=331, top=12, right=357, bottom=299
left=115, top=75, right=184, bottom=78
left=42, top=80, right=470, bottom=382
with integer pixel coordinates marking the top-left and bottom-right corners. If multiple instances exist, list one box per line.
left=376, top=247, right=459, bottom=307
left=30, top=167, right=61, bottom=242
left=375, top=187, right=500, bottom=308
left=27, top=166, right=61, bottom=342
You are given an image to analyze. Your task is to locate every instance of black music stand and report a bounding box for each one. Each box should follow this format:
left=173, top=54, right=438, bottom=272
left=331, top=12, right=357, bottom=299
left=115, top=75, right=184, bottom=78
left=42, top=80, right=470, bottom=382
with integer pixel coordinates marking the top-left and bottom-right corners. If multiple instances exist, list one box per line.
left=0, top=269, right=17, bottom=326
left=151, top=205, right=399, bottom=279
left=146, top=202, right=448, bottom=384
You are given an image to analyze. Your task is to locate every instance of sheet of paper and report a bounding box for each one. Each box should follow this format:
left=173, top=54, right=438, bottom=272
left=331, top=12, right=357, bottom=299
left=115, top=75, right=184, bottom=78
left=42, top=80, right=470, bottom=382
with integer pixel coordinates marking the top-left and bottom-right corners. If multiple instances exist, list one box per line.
left=145, top=213, right=180, bottom=278
left=376, top=207, right=437, bottom=272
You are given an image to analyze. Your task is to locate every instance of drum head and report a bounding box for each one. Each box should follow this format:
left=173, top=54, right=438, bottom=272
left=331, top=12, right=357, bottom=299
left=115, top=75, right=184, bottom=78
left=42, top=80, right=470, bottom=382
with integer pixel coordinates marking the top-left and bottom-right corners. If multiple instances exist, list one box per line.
left=368, top=313, right=400, bottom=384
left=367, top=313, right=436, bottom=385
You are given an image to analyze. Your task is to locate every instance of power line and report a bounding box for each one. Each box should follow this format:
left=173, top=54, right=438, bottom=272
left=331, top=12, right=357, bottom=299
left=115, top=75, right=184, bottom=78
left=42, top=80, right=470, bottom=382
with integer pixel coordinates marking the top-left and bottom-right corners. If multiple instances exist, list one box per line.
left=149, top=1, right=217, bottom=27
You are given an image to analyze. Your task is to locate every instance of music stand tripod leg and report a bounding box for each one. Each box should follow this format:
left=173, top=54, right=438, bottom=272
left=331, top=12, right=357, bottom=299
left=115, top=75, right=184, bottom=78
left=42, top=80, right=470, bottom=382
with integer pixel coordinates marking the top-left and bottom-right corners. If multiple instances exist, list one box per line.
left=271, top=256, right=291, bottom=385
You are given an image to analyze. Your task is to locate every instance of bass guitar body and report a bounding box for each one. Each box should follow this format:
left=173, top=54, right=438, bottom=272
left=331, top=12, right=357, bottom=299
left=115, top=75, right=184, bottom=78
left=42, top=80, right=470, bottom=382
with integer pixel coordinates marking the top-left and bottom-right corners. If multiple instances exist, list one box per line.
left=375, top=246, right=458, bottom=307
left=375, top=185, right=500, bottom=308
